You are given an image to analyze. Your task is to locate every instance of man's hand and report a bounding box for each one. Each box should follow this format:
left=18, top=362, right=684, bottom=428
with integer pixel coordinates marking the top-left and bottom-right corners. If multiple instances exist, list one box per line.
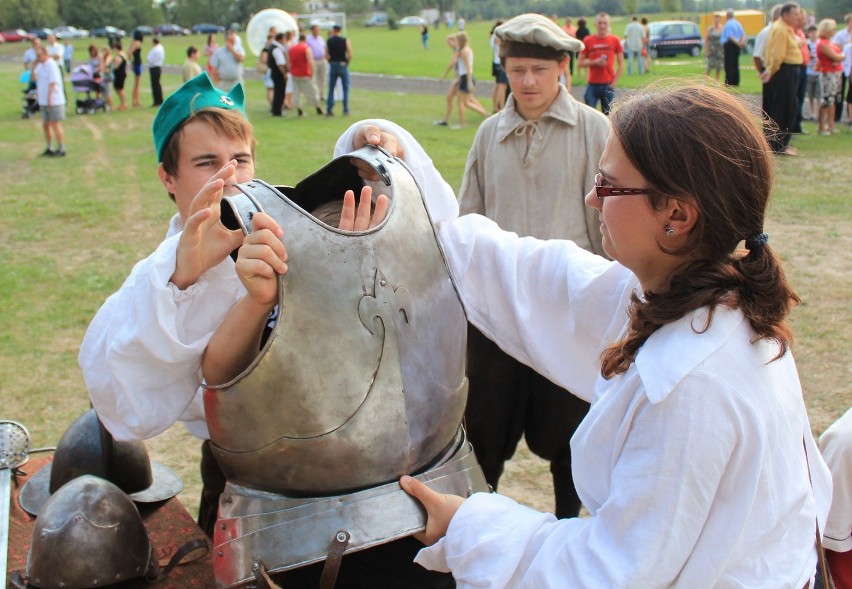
left=170, top=161, right=245, bottom=290
left=338, top=186, right=389, bottom=231
left=351, top=125, right=405, bottom=181
left=399, top=475, right=466, bottom=545
left=235, top=212, right=286, bottom=308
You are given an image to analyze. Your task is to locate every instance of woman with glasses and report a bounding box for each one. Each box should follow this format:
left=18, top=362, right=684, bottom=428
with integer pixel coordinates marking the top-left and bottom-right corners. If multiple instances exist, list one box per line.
left=338, top=83, right=831, bottom=587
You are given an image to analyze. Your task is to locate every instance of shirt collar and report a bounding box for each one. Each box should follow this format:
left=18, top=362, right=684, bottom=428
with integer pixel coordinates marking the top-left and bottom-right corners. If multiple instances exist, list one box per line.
left=635, top=305, right=745, bottom=404
left=496, top=85, right=579, bottom=143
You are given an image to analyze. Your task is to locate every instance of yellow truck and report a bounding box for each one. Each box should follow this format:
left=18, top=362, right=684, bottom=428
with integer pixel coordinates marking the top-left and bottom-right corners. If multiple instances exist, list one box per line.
left=699, top=9, right=766, bottom=53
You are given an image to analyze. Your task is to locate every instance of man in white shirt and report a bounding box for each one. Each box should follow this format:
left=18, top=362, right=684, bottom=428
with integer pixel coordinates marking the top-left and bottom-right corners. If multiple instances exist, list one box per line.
left=33, top=46, right=66, bottom=157
left=306, top=24, right=328, bottom=103
left=210, top=29, right=246, bottom=91
left=624, top=15, right=646, bottom=74
left=147, top=37, right=165, bottom=106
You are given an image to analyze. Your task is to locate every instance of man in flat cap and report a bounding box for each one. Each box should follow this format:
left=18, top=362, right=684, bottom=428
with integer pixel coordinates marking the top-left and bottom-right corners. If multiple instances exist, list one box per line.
left=458, top=12, right=610, bottom=520
left=80, top=72, right=452, bottom=588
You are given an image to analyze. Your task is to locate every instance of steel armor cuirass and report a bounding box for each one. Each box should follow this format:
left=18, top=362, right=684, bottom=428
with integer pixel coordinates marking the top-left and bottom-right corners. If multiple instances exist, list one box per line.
left=205, top=146, right=468, bottom=496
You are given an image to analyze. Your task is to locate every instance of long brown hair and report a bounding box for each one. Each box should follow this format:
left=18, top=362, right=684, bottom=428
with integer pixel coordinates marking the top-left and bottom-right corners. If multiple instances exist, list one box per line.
left=599, top=84, right=799, bottom=379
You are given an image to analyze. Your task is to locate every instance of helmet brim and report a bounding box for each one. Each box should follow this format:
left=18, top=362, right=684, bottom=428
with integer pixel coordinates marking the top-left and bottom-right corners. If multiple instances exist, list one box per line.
left=18, top=459, right=183, bottom=516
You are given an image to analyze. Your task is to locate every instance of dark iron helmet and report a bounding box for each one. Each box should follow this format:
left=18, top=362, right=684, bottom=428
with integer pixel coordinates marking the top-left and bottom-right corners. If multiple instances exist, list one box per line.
left=18, top=409, right=182, bottom=516
left=26, top=475, right=156, bottom=588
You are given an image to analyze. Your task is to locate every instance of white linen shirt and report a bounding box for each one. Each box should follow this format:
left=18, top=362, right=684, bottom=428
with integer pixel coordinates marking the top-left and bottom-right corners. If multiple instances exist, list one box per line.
left=458, top=86, right=608, bottom=255
left=336, top=121, right=832, bottom=589
left=79, top=215, right=244, bottom=441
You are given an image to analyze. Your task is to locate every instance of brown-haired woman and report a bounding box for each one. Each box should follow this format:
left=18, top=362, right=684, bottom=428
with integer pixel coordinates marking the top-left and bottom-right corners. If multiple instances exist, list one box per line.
left=387, top=84, right=831, bottom=586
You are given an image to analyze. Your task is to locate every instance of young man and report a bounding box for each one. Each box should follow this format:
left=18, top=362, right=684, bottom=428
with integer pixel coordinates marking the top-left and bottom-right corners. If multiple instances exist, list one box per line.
left=578, top=12, right=624, bottom=115
left=33, top=46, right=66, bottom=157
left=457, top=13, right=610, bottom=519
left=182, top=46, right=202, bottom=82
left=79, top=72, right=453, bottom=588
left=288, top=33, right=323, bottom=116
left=326, top=24, right=352, bottom=116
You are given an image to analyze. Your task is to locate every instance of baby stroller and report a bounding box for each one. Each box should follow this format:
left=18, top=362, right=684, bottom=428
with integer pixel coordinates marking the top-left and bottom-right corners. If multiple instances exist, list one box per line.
left=20, top=70, right=38, bottom=119
left=70, top=64, right=107, bottom=115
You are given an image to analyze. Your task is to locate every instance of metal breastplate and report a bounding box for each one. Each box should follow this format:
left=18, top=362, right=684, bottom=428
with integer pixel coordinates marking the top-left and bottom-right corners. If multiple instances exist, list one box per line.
left=205, top=146, right=468, bottom=496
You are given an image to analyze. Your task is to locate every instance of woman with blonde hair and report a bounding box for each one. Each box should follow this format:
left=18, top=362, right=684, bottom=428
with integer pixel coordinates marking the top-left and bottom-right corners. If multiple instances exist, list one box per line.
left=454, top=31, right=489, bottom=128
left=816, top=18, right=845, bottom=135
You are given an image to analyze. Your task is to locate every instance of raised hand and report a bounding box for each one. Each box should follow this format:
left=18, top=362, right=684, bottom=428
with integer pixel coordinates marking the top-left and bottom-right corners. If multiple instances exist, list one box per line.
left=337, top=185, right=389, bottom=231
left=351, top=125, right=405, bottom=181
left=170, top=161, right=245, bottom=289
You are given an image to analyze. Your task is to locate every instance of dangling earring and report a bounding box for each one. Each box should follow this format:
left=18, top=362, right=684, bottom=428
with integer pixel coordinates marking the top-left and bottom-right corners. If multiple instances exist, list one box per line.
left=665, top=224, right=675, bottom=236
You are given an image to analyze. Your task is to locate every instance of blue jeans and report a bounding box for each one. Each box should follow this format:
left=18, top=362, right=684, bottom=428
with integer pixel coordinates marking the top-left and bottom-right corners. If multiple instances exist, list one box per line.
left=627, top=49, right=644, bottom=75
left=584, top=83, right=615, bottom=115
left=327, top=62, right=349, bottom=114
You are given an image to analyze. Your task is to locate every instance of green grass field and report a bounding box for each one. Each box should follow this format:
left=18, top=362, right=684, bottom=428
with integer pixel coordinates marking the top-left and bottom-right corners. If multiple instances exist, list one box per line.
left=0, top=41, right=848, bottom=515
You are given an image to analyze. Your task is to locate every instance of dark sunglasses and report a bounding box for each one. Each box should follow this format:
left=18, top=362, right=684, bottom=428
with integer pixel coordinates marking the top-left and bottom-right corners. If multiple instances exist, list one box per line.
left=594, top=173, right=649, bottom=199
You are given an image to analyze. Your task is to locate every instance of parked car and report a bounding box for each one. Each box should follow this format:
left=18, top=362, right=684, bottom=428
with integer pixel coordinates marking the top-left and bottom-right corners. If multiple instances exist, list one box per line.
left=53, top=25, right=89, bottom=39
left=154, top=23, right=190, bottom=36
left=309, top=17, right=337, bottom=30
left=92, top=26, right=126, bottom=38
left=192, top=23, right=225, bottom=34
left=398, top=16, right=426, bottom=27
left=364, top=13, right=388, bottom=27
left=29, top=28, right=54, bottom=40
left=2, top=29, right=34, bottom=42
left=647, top=20, right=702, bottom=58
left=133, top=26, right=154, bottom=38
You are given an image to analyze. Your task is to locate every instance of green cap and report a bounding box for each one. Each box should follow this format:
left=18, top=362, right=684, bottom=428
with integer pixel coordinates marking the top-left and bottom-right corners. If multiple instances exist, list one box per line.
left=152, top=73, right=247, bottom=162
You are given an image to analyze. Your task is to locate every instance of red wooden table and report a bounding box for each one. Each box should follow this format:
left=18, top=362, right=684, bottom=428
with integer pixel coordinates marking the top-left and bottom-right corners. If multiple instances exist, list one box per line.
left=5, top=455, right=215, bottom=588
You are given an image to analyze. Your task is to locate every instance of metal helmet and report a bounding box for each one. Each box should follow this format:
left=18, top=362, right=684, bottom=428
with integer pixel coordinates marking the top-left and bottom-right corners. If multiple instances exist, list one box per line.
left=18, top=409, right=182, bottom=516
left=26, top=475, right=156, bottom=588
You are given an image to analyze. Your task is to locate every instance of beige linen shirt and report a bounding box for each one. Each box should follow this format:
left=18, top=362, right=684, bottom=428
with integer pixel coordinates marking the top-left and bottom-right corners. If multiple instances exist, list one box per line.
left=458, top=85, right=610, bottom=255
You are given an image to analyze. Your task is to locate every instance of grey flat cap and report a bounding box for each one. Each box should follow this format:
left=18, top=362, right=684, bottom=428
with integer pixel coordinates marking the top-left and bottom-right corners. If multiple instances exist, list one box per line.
left=496, top=13, right=585, bottom=53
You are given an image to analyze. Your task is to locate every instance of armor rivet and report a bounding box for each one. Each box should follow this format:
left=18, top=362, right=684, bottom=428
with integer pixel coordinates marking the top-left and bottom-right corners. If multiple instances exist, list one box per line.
left=252, top=561, right=260, bottom=571
left=58, top=584, right=65, bottom=588
left=380, top=279, right=387, bottom=286
left=221, top=522, right=227, bottom=530
left=218, top=550, right=224, bottom=557
left=92, top=579, right=99, bottom=585
left=336, top=531, right=349, bottom=542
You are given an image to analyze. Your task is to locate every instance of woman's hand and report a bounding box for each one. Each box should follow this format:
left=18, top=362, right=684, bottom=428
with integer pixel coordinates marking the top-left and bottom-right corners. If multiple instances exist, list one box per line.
left=338, top=186, right=389, bottom=231
left=400, top=475, right=466, bottom=545
left=350, top=125, right=405, bottom=181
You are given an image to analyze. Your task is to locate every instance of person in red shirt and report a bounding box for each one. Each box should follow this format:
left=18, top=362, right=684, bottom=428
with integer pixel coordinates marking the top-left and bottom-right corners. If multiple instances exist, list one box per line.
left=287, top=33, right=324, bottom=116
left=578, top=12, right=624, bottom=115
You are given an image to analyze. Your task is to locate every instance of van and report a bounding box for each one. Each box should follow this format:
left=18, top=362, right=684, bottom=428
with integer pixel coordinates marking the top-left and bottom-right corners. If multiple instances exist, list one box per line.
left=699, top=10, right=765, bottom=54
left=365, top=13, right=388, bottom=27
left=647, top=21, right=702, bottom=58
